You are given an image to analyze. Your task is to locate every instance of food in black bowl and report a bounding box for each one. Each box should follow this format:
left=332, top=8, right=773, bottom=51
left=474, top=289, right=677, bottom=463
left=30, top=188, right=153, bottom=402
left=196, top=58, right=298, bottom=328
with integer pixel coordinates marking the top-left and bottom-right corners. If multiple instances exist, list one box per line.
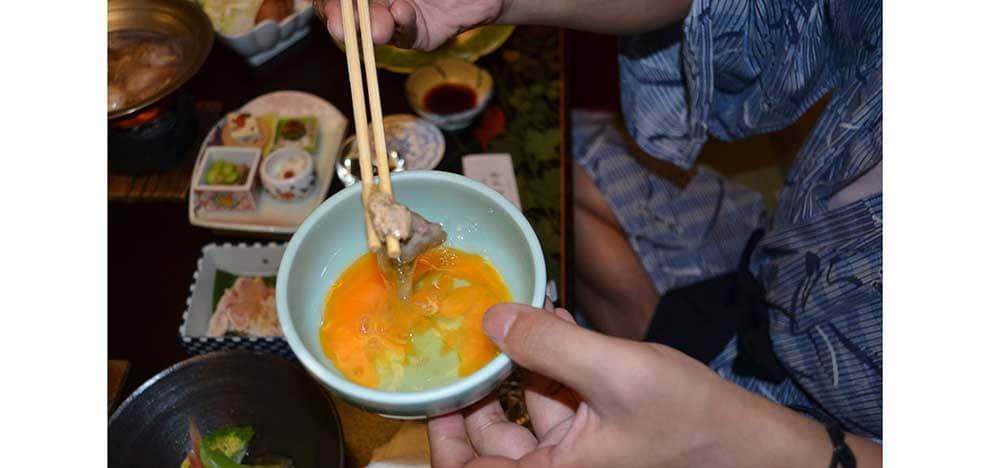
left=108, top=351, right=344, bottom=468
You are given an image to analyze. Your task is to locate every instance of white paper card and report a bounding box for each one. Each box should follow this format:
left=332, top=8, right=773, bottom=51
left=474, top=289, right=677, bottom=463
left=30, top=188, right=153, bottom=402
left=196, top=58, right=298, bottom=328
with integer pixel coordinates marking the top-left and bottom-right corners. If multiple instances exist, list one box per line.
left=461, top=153, right=522, bottom=210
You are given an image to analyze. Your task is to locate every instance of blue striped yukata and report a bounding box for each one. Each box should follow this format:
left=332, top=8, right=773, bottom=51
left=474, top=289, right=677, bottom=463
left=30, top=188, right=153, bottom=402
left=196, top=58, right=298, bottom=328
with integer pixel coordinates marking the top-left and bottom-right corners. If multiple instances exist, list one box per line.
left=572, top=0, right=882, bottom=440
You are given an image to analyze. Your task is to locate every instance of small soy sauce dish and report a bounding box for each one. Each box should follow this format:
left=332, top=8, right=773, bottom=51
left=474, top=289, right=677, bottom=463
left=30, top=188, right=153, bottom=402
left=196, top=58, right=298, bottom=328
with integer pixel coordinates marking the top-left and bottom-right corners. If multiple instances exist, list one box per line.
left=405, top=58, right=493, bottom=131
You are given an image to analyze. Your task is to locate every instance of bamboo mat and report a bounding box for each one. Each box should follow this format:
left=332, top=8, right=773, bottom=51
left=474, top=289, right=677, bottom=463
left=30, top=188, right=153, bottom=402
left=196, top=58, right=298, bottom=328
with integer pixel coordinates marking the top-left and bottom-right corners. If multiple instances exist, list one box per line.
left=108, top=101, right=222, bottom=202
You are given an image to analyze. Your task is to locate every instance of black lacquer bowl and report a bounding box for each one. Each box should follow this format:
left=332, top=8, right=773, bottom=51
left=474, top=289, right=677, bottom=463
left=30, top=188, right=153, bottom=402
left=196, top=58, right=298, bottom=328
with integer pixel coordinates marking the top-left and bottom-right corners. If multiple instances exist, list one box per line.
left=108, top=350, right=344, bottom=468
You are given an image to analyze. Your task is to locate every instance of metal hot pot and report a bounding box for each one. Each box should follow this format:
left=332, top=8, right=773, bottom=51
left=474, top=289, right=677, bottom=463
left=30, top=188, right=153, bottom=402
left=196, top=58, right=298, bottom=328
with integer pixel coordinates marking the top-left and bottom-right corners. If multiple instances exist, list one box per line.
left=108, top=0, right=214, bottom=174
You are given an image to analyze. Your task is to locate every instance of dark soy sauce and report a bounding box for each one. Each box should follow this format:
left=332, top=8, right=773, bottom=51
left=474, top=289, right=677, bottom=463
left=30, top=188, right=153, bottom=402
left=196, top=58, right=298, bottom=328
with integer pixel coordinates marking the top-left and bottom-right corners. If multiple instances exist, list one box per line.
left=423, top=83, right=477, bottom=114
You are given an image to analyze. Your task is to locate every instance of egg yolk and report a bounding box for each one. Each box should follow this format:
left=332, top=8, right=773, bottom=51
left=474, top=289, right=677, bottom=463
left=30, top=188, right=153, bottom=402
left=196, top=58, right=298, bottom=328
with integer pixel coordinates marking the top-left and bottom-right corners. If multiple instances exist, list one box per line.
left=319, top=247, right=511, bottom=390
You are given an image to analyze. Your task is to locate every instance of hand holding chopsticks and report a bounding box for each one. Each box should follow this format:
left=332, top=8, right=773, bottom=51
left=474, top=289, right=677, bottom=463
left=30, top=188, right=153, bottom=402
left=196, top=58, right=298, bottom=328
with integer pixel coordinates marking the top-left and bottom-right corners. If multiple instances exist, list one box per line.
left=339, top=0, right=402, bottom=258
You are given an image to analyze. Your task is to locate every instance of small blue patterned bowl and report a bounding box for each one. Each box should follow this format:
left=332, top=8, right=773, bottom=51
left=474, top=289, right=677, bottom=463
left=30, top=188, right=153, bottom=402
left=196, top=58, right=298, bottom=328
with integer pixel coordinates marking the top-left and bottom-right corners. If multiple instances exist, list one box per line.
left=259, top=147, right=316, bottom=202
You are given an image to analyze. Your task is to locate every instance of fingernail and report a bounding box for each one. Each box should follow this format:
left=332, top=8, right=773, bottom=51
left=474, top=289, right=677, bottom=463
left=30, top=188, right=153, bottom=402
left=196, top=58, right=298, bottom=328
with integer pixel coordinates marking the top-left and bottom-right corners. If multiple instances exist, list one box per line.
left=483, top=305, right=521, bottom=347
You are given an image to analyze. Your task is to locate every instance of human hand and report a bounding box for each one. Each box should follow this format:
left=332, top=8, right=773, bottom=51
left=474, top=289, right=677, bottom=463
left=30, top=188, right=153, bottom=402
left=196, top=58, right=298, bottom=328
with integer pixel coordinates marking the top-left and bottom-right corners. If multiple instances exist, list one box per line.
left=314, top=0, right=505, bottom=51
left=427, top=302, right=836, bottom=468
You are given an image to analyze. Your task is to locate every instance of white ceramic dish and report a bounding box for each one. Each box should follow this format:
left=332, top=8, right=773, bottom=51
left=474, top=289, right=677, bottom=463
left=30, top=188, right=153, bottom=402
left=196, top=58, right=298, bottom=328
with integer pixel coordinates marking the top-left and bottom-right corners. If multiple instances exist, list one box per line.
left=208, top=0, right=314, bottom=66
left=260, top=147, right=315, bottom=201
left=406, top=59, right=493, bottom=131
left=179, top=242, right=294, bottom=358
left=276, top=171, right=546, bottom=418
left=189, top=90, right=348, bottom=234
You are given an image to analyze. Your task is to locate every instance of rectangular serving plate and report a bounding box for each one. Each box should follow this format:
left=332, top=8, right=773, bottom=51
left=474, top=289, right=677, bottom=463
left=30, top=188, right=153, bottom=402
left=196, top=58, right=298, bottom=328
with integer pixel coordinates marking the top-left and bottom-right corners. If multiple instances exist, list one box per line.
left=179, top=242, right=294, bottom=358
left=188, top=103, right=347, bottom=234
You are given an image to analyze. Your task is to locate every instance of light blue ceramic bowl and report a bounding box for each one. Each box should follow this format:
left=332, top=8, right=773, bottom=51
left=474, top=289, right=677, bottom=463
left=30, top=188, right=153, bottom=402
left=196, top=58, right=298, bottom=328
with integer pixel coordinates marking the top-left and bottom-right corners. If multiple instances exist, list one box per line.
left=276, top=170, right=546, bottom=418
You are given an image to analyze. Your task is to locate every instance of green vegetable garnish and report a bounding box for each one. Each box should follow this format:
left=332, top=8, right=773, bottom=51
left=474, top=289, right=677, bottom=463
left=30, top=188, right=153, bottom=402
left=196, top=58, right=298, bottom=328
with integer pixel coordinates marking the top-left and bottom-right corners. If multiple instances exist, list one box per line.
left=203, top=426, right=254, bottom=462
left=181, top=426, right=260, bottom=468
left=205, top=160, right=249, bottom=186
left=199, top=446, right=283, bottom=468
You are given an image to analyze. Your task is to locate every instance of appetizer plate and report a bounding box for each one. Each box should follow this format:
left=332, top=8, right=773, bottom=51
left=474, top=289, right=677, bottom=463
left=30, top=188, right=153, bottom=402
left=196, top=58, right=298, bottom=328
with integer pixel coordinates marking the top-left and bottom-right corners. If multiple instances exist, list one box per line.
left=109, top=350, right=345, bottom=468
left=180, top=242, right=292, bottom=358
left=189, top=91, right=348, bottom=234
left=334, top=26, right=515, bottom=73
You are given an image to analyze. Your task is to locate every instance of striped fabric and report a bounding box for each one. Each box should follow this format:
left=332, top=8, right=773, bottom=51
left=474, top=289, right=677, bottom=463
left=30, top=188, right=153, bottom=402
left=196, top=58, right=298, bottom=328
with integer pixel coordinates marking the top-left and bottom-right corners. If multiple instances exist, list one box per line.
left=575, top=0, right=883, bottom=439
left=573, top=112, right=768, bottom=294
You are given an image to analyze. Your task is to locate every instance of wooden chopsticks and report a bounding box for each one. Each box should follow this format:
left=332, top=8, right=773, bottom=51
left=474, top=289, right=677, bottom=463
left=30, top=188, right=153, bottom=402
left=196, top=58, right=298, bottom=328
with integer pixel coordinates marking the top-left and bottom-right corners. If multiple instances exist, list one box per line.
left=339, top=0, right=401, bottom=258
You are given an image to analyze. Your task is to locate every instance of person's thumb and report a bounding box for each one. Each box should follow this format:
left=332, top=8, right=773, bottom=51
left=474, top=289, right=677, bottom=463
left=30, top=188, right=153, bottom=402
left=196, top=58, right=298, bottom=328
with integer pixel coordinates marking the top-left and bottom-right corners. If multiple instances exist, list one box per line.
left=483, top=303, right=630, bottom=410
left=388, top=0, right=420, bottom=49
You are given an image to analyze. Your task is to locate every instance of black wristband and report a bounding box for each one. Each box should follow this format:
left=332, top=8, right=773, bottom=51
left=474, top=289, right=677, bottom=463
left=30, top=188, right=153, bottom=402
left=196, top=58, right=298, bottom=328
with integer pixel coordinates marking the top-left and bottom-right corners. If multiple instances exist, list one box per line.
left=787, top=405, right=856, bottom=468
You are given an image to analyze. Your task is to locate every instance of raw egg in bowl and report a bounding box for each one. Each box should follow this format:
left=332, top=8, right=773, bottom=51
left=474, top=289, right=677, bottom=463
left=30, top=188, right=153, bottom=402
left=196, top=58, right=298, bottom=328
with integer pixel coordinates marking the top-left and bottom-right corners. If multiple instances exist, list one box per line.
left=277, top=170, right=545, bottom=418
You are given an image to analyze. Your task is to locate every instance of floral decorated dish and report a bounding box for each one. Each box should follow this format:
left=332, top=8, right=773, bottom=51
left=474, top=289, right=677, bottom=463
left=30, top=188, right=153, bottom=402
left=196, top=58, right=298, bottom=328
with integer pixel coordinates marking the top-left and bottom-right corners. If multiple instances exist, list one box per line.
left=259, top=147, right=315, bottom=201
left=192, top=146, right=261, bottom=212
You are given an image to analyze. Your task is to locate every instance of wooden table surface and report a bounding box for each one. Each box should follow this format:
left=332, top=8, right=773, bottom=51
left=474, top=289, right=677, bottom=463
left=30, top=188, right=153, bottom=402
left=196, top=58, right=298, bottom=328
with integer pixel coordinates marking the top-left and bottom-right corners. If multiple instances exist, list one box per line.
left=108, top=21, right=571, bottom=467
left=108, top=360, right=130, bottom=410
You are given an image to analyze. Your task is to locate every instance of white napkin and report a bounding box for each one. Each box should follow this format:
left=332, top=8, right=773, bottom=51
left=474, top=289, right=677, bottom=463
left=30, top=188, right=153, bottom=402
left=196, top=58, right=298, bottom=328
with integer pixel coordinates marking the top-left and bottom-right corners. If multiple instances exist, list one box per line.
left=365, top=421, right=431, bottom=468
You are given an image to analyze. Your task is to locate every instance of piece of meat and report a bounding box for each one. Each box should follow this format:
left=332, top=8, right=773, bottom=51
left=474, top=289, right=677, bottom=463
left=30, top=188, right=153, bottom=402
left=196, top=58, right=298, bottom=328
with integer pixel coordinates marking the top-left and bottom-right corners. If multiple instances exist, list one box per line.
left=223, top=277, right=268, bottom=328
left=367, top=191, right=412, bottom=241
left=366, top=191, right=448, bottom=299
left=398, top=212, right=447, bottom=263
left=109, top=54, right=139, bottom=84
left=124, top=65, right=170, bottom=99
left=244, top=295, right=281, bottom=337
left=206, top=305, right=230, bottom=337
left=137, top=42, right=179, bottom=67
left=209, top=277, right=283, bottom=337
left=108, top=34, right=132, bottom=53
left=366, top=190, right=447, bottom=263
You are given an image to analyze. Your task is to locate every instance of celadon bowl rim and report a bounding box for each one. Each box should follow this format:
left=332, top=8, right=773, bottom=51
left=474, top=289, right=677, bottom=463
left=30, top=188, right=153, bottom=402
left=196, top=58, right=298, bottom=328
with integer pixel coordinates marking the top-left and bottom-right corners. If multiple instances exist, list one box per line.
left=276, top=170, right=546, bottom=410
